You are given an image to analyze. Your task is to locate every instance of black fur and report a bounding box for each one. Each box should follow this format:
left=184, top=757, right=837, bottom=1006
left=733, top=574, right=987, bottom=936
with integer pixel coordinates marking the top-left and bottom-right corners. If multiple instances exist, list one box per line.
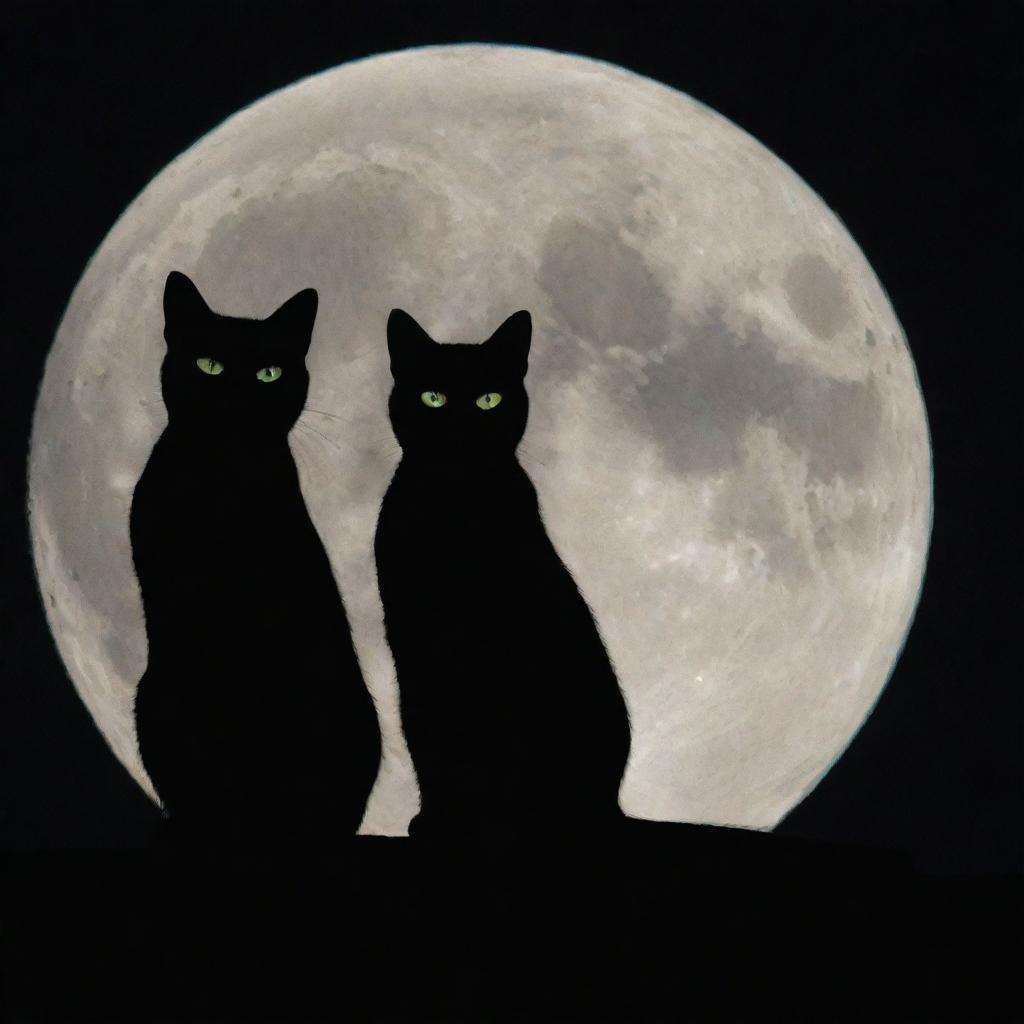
left=374, top=308, right=631, bottom=836
left=131, top=271, right=381, bottom=844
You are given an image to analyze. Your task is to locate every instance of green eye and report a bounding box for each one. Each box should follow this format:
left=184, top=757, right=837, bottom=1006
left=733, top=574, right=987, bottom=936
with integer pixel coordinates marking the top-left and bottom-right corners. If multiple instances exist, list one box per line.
left=196, top=357, right=224, bottom=376
left=476, top=392, right=502, bottom=410
left=256, top=366, right=283, bottom=383
left=421, top=391, right=447, bottom=408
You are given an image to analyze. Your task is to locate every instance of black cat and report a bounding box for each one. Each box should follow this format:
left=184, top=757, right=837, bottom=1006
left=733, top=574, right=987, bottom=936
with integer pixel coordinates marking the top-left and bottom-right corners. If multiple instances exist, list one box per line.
left=374, top=308, right=631, bottom=837
left=131, top=271, right=381, bottom=844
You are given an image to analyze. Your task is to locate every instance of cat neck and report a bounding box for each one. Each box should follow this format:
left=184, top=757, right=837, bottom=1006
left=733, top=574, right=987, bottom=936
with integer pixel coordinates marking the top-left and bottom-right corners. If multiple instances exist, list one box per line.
left=399, top=448, right=524, bottom=471
left=396, top=450, right=525, bottom=482
left=160, top=420, right=295, bottom=464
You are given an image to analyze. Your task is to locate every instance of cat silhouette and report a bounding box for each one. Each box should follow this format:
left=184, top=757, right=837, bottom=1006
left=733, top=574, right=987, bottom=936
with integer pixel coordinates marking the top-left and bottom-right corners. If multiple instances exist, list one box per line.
left=131, top=271, right=381, bottom=844
left=374, top=308, right=631, bottom=837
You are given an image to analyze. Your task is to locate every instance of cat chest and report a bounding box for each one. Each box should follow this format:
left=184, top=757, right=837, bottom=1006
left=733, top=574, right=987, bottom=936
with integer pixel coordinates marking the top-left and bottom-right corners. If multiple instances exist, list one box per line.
left=380, top=515, right=529, bottom=576
left=135, top=472, right=321, bottom=584
left=379, top=531, right=555, bottom=637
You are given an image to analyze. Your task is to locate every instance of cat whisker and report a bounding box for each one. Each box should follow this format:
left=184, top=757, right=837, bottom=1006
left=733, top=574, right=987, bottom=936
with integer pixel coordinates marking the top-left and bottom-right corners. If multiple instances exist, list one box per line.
left=517, top=442, right=552, bottom=469
left=338, top=432, right=401, bottom=451
left=358, top=438, right=402, bottom=457
left=302, top=406, right=360, bottom=424
left=518, top=456, right=550, bottom=476
left=300, top=409, right=399, bottom=444
left=293, top=420, right=347, bottom=453
left=293, top=421, right=401, bottom=461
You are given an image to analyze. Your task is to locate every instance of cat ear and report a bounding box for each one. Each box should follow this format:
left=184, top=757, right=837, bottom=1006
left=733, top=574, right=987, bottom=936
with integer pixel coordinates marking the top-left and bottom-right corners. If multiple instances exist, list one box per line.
left=486, top=310, right=532, bottom=377
left=266, top=288, right=319, bottom=350
left=163, top=271, right=212, bottom=340
left=387, top=309, right=435, bottom=376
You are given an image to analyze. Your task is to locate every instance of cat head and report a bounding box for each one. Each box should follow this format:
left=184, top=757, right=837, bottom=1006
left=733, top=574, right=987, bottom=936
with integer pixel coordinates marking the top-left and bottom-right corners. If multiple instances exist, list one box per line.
left=385, top=308, right=532, bottom=461
left=159, top=270, right=318, bottom=436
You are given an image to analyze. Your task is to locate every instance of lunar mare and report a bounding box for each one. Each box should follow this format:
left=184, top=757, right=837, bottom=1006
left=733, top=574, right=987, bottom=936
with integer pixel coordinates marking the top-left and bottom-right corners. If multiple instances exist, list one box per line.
left=28, top=44, right=931, bottom=832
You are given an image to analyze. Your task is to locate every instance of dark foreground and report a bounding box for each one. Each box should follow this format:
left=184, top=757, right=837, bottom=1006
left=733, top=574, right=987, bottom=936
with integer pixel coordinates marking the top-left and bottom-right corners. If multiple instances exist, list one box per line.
left=1, top=821, right=1019, bottom=1022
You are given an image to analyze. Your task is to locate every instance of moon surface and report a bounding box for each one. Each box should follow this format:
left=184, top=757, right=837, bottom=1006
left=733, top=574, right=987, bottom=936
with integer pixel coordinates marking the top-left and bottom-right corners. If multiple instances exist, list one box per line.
left=28, top=44, right=931, bottom=833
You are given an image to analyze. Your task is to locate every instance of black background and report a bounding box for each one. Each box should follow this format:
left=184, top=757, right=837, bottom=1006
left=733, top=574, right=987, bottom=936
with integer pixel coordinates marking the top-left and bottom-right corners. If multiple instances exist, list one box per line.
left=0, top=3, right=1021, bottom=1018
left=3, top=0, right=1020, bottom=873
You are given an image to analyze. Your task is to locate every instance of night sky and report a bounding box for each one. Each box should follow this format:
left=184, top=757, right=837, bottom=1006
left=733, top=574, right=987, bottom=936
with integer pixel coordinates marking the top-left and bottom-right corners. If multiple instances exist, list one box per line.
left=2, top=0, right=1020, bottom=875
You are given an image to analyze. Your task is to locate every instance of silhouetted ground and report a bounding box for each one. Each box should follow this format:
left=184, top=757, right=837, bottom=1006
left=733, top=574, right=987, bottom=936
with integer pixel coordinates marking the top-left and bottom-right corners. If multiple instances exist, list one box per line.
left=1, top=822, right=1019, bottom=1021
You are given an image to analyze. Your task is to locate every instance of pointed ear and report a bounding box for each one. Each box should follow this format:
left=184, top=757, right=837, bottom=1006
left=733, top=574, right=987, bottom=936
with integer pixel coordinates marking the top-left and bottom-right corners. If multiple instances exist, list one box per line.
left=387, top=309, right=435, bottom=377
left=486, top=310, right=531, bottom=377
left=266, top=287, right=319, bottom=350
left=163, top=271, right=212, bottom=341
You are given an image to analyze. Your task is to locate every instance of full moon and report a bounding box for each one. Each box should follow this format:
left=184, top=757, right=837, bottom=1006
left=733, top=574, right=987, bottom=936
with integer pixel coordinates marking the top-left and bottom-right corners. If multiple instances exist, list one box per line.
left=29, top=44, right=931, bottom=833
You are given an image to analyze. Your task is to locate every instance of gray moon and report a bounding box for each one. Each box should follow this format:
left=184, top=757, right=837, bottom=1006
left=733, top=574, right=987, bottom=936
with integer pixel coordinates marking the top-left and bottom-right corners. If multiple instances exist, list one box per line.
left=28, top=44, right=932, bottom=833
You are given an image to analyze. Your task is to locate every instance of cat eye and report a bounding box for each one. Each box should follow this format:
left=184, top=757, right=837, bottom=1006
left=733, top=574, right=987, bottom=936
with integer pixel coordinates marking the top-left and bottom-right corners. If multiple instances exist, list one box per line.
left=256, top=366, right=283, bottom=383
left=476, top=392, right=502, bottom=410
left=421, top=391, right=447, bottom=408
left=196, top=357, right=224, bottom=376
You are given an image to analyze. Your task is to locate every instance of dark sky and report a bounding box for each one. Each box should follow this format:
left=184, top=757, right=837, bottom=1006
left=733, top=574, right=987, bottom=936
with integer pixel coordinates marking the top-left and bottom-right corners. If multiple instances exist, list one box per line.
left=1, top=0, right=1019, bottom=873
